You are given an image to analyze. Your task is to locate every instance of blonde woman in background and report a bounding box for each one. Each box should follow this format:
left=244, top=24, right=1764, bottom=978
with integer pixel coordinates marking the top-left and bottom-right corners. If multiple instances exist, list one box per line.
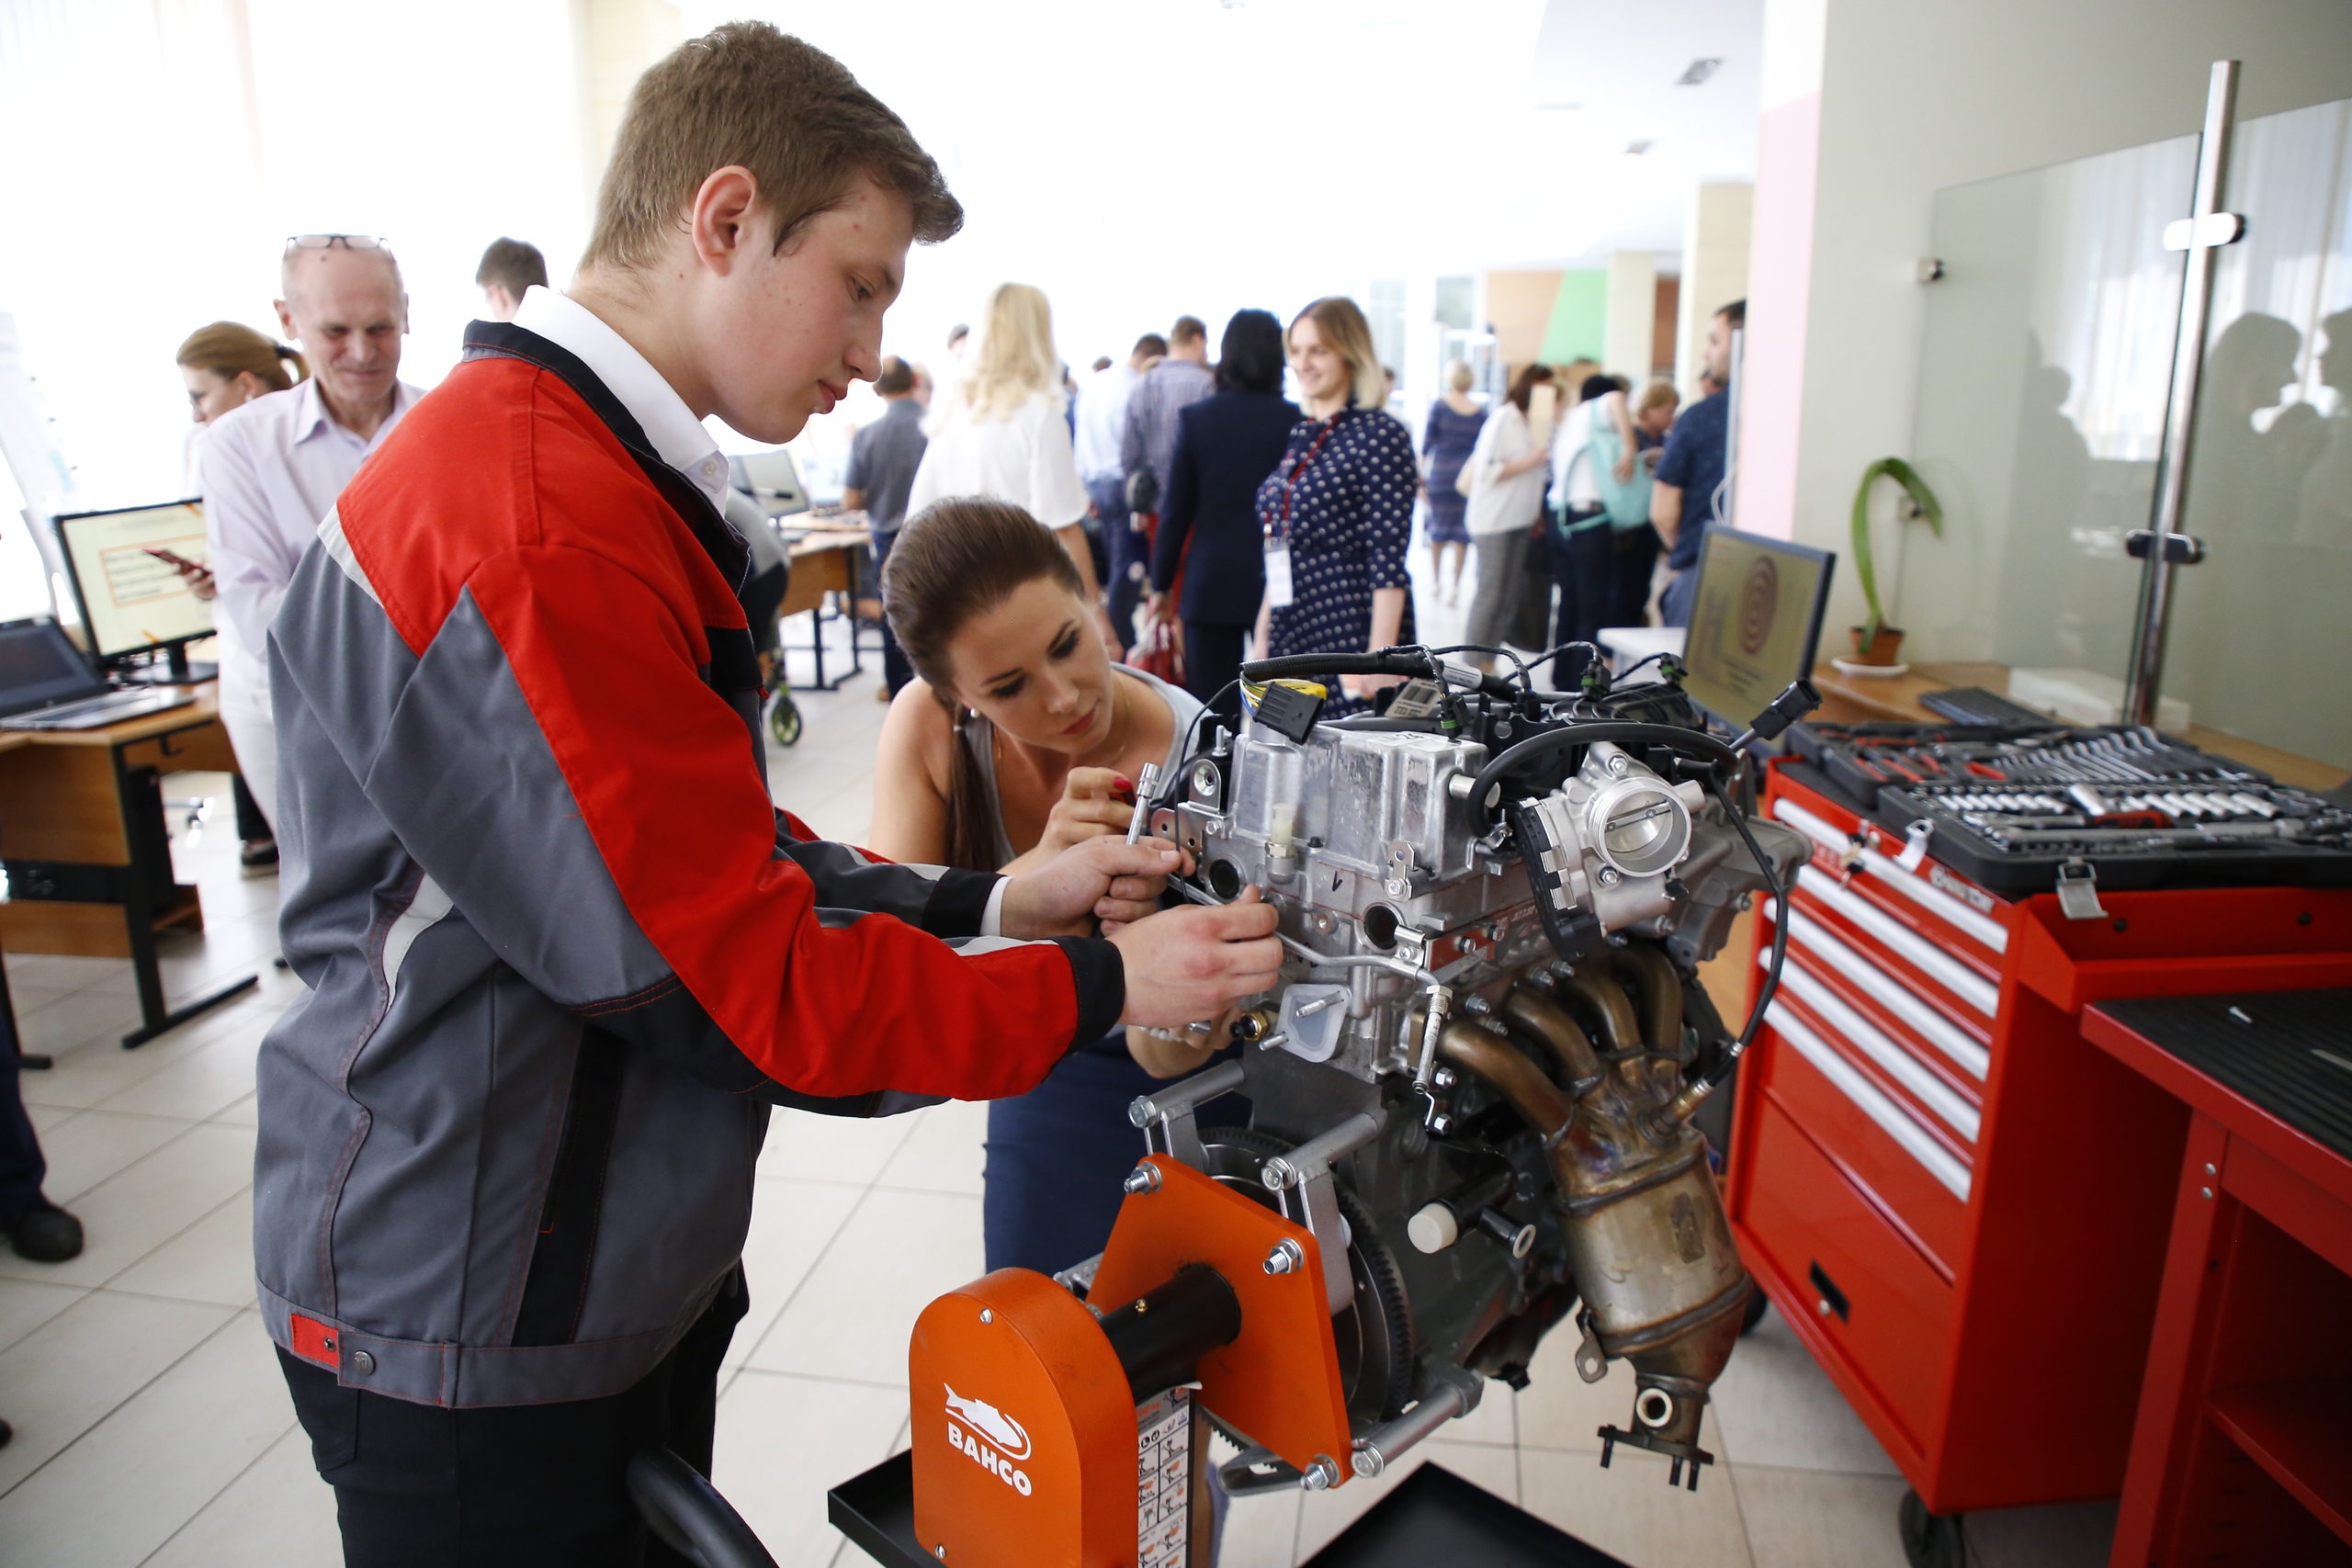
left=907, top=282, right=1114, bottom=647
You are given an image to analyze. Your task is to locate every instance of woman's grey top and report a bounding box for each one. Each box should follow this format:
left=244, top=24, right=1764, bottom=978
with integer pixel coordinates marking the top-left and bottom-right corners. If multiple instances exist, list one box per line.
left=957, top=665, right=1204, bottom=870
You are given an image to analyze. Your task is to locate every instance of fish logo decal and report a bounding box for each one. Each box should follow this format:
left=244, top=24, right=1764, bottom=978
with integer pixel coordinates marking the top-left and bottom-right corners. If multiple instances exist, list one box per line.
left=944, top=1385, right=1032, bottom=1462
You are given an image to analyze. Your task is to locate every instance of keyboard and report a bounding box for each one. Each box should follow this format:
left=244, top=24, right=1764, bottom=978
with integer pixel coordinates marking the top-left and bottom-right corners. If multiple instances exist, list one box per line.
left=0, top=688, right=194, bottom=731
left=1917, top=685, right=2058, bottom=728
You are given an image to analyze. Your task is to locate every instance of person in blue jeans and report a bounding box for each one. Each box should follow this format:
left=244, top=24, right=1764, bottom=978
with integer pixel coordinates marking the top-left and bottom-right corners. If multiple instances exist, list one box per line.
left=1654, top=298, right=1744, bottom=627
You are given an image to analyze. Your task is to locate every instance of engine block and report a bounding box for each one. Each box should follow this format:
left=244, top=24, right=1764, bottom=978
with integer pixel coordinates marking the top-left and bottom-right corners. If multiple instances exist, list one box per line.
left=1125, top=660, right=1809, bottom=1493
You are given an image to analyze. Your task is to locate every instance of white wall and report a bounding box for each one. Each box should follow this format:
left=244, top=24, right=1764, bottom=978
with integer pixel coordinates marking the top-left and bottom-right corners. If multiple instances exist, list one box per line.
left=1749, top=0, right=2352, bottom=647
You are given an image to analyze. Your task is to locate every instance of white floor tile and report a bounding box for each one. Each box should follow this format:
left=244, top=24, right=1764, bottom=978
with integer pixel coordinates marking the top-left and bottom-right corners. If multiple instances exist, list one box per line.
left=711, top=1371, right=910, bottom=1568
left=1710, top=1304, right=1900, bottom=1475
left=0, top=954, right=131, bottom=993
left=141, top=1423, right=341, bottom=1568
left=3, top=983, right=73, bottom=1020
left=27, top=1108, right=195, bottom=1206
left=761, top=1105, right=922, bottom=1187
left=107, top=1189, right=254, bottom=1307
left=23, top=1101, right=74, bottom=1134
left=1521, top=1445, right=1754, bottom=1568
left=0, top=1312, right=293, bottom=1568
left=17, top=993, right=270, bottom=1112
left=727, top=1178, right=867, bottom=1375
left=872, top=1098, right=989, bottom=1196
left=0, top=1289, right=237, bottom=1494
left=1733, top=1465, right=1911, bottom=1568
left=0, top=1278, right=87, bottom=1355
left=92, top=1016, right=265, bottom=1121
left=207, top=1091, right=259, bottom=1127
left=16, top=987, right=144, bottom=1055
left=0, top=1121, right=254, bottom=1287
left=1216, top=1483, right=1302, bottom=1568
left=745, top=1188, right=984, bottom=1387
left=1295, top=1438, right=1520, bottom=1560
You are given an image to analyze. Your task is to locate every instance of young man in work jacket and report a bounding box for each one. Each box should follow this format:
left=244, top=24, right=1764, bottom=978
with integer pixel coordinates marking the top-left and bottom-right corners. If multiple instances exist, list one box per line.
left=254, top=24, right=1283, bottom=1564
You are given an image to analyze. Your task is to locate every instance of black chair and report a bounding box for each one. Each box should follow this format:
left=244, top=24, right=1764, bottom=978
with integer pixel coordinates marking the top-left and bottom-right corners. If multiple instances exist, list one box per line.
left=628, top=1449, right=779, bottom=1568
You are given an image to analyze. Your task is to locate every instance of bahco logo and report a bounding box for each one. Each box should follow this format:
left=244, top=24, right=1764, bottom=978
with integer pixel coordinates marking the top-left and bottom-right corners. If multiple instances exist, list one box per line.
left=944, top=1385, right=1035, bottom=1496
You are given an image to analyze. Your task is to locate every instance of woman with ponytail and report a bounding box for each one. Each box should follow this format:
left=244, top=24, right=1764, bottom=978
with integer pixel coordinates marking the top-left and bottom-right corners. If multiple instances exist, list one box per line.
left=175, top=321, right=305, bottom=491
left=173, top=321, right=305, bottom=870
left=869, top=497, right=1248, bottom=1276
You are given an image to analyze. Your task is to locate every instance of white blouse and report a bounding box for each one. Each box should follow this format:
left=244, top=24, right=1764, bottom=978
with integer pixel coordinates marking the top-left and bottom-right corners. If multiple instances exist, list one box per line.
left=906, top=389, right=1089, bottom=530
left=1462, top=402, right=1550, bottom=536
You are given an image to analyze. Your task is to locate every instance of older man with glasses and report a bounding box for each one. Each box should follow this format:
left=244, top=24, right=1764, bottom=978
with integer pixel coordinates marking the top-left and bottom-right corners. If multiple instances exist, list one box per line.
left=197, top=236, right=423, bottom=843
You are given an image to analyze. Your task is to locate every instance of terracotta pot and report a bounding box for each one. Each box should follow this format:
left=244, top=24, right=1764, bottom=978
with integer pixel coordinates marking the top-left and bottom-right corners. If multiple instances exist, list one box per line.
left=1849, top=626, right=1906, bottom=666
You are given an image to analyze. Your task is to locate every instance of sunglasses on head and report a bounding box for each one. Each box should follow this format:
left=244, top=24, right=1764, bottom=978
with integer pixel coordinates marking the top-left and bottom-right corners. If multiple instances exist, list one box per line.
left=285, top=234, right=391, bottom=254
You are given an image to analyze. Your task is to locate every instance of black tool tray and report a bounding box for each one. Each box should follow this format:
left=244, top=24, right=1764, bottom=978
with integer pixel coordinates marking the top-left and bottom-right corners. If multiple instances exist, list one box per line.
left=1786, top=724, right=2352, bottom=895
left=828, top=1451, right=1629, bottom=1567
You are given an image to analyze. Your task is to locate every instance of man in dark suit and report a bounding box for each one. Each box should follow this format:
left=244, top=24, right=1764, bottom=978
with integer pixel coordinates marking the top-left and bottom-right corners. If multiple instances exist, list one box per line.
left=1147, top=310, right=1300, bottom=702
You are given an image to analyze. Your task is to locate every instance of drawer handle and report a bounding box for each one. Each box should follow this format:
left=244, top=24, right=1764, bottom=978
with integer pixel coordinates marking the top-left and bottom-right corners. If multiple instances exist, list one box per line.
left=1809, top=1260, right=1850, bottom=1324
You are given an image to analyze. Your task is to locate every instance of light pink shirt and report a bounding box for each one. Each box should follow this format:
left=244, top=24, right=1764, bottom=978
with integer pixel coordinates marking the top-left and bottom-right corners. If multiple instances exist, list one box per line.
left=199, top=375, right=421, bottom=663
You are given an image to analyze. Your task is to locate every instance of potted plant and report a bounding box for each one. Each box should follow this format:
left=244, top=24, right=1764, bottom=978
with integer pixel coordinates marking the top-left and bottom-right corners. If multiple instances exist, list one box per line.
left=1849, top=457, right=1944, bottom=665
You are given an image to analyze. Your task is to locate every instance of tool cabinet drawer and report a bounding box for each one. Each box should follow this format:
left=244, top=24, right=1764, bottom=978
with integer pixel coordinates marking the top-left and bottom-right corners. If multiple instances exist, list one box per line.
left=1740, top=1097, right=1953, bottom=1454
left=1753, top=991, right=1972, bottom=1271
left=1769, top=793, right=2015, bottom=969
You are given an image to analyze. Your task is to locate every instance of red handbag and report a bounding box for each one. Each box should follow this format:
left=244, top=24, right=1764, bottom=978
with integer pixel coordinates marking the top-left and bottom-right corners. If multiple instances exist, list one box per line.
left=1125, top=512, right=1186, bottom=688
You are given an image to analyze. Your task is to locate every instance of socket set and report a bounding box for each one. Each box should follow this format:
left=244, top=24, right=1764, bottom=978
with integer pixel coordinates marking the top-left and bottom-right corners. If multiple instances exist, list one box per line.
left=1789, top=721, right=2352, bottom=894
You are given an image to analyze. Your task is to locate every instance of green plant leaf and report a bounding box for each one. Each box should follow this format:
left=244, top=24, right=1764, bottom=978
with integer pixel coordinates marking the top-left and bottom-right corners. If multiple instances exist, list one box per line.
left=1849, top=457, right=1946, bottom=648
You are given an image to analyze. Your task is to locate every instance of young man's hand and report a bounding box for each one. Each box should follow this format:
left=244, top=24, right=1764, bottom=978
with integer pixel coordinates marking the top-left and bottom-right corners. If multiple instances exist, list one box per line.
left=998, top=837, right=1184, bottom=938
left=1108, top=890, right=1283, bottom=1027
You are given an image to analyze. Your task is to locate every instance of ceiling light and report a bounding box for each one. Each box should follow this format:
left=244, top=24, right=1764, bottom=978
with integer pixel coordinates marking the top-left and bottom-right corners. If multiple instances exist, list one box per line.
left=1536, top=100, right=1583, bottom=111
left=1676, top=57, right=1722, bottom=86
left=1624, top=140, right=1655, bottom=156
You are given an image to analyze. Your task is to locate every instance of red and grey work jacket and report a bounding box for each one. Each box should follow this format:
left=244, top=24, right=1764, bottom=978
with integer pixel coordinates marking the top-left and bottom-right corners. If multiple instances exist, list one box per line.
left=253, top=321, right=1123, bottom=1409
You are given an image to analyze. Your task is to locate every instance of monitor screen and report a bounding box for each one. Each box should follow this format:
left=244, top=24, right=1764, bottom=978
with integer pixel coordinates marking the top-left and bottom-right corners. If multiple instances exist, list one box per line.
left=0, top=619, right=105, bottom=715
left=1680, top=528, right=1835, bottom=730
left=54, top=502, right=215, bottom=658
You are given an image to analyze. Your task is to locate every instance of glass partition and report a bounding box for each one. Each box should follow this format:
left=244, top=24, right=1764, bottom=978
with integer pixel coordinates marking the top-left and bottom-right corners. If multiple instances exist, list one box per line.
left=1903, top=96, right=2352, bottom=771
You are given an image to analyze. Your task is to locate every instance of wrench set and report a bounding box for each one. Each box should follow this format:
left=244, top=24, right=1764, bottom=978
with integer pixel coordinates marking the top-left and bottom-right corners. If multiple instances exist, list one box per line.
left=1790, top=721, right=2352, bottom=894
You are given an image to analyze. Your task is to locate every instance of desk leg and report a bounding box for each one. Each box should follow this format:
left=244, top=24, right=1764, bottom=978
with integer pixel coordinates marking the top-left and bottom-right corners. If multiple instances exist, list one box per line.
left=112, top=754, right=256, bottom=1050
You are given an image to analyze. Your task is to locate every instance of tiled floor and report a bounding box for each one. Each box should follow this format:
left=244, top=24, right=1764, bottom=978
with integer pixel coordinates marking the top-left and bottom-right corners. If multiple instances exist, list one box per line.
left=0, top=591, right=2116, bottom=1565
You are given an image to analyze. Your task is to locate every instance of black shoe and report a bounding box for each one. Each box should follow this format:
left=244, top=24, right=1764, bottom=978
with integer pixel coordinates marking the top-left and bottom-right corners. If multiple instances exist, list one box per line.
left=6, top=1203, right=84, bottom=1263
left=240, top=837, right=279, bottom=873
left=0, top=1416, right=13, bottom=1450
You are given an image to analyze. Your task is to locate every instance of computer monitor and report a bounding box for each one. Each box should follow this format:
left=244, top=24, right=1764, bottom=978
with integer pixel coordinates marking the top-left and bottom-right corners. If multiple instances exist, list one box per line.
left=52, top=501, right=216, bottom=678
left=1679, top=527, right=1836, bottom=731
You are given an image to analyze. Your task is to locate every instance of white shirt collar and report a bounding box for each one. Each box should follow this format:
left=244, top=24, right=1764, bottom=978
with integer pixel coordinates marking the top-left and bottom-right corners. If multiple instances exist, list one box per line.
left=511, top=285, right=729, bottom=509
left=290, top=375, right=419, bottom=448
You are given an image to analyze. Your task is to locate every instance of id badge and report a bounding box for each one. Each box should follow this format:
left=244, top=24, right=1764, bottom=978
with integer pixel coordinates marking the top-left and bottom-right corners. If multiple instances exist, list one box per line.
left=1264, top=546, right=1295, bottom=609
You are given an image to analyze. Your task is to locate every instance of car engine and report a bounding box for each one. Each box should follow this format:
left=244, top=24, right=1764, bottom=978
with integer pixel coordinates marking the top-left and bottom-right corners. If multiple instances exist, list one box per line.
left=1115, top=648, right=1812, bottom=1494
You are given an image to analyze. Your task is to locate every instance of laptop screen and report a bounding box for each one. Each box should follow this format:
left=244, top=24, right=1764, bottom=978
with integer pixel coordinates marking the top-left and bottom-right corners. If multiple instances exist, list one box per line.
left=1680, top=528, right=1836, bottom=731
left=54, top=502, right=216, bottom=658
left=0, top=620, right=107, bottom=716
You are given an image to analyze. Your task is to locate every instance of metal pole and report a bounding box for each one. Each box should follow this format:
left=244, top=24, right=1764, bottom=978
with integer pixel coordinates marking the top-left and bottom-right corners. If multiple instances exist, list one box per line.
left=1720, top=325, right=1745, bottom=531
left=2122, top=60, right=2242, bottom=728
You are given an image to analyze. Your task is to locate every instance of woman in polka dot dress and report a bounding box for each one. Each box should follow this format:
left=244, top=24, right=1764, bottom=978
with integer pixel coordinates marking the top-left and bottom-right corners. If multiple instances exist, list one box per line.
left=1251, top=297, right=1418, bottom=715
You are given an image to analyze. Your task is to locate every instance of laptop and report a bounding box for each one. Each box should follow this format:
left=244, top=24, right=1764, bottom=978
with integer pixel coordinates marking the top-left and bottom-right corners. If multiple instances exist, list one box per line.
left=0, top=619, right=193, bottom=730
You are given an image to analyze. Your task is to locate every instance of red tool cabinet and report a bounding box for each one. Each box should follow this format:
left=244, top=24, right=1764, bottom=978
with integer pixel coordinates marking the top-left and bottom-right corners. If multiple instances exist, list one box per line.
left=1724, top=761, right=2352, bottom=1515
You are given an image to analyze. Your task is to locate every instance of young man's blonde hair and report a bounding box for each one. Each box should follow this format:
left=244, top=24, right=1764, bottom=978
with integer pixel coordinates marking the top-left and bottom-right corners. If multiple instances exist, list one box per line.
left=959, top=283, right=1062, bottom=422
left=584, top=22, right=962, bottom=273
left=1290, top=297, right=1388, bottom=412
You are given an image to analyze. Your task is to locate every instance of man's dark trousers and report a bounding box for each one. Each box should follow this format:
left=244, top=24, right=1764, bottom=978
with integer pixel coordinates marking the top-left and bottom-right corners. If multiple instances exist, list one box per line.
left=279, top=1268, right=749, bottom=1566
left=870, top=529, right=913, bottom=695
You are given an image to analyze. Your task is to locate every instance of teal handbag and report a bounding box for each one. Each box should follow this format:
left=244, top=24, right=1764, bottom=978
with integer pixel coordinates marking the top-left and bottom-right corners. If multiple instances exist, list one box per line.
left=1589, top=425, right=1654, bottom=530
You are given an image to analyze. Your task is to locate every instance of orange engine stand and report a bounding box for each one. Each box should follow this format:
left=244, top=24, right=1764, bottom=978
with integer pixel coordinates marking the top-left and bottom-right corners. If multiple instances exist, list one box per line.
left=907, top=1154, right=1351, bottom=1568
